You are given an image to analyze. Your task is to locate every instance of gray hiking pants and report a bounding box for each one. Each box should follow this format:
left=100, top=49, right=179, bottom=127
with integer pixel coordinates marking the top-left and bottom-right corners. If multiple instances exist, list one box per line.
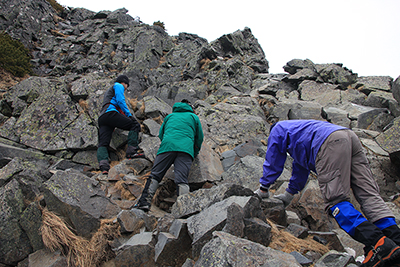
left=315, top=129, right=394, bottom=223
left=150, top=151, right=193, bottom=185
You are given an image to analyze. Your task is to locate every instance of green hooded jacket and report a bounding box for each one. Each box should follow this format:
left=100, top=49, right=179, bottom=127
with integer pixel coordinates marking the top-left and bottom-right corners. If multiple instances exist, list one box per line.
left=157, top=102, right=204, bottom=158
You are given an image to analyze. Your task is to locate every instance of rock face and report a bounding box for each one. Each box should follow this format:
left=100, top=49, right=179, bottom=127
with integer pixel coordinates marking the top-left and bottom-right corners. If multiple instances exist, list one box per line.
left=0, top=1, right=400, bottom=266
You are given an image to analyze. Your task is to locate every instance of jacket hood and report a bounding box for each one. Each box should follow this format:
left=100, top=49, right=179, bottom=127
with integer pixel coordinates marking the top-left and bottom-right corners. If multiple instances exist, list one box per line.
left=172, top=102, right=194, bottom=113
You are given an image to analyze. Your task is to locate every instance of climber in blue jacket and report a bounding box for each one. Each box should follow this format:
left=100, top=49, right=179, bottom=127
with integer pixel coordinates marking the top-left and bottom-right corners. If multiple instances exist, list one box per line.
left=255, top=119, right=400, bottom=267
left=97, top=75, right=144, bottom=174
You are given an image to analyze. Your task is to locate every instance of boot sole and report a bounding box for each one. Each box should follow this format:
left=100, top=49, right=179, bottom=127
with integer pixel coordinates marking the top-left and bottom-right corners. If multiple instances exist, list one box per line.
left=361, top=246, right=400, bottom=267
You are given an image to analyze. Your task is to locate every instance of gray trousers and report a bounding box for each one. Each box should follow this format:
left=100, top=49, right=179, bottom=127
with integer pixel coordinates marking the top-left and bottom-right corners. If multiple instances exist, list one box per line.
left=151, top=152, right=193, bottom=185
left=315, top=129, right=394, bottom=223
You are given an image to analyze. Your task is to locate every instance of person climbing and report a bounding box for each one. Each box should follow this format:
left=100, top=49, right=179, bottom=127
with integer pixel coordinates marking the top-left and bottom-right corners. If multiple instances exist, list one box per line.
left=97, top=74, right=144, bottom=174
left=135, top=99, right=204, bottom=212
left=254, top=119, right=400, bottom=267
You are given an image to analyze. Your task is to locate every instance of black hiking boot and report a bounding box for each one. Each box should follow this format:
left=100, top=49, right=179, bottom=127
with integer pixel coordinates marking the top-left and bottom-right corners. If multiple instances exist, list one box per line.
left=126, top=146, right=145, bottom=159
left=360, top=236, right=400, bottom=267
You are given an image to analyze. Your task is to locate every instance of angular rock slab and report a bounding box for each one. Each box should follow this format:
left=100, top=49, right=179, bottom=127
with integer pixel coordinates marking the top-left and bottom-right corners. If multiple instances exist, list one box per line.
left=0, top=179, right=32, bottom=265
left=194, top=231, right=301, bottom=266
left=221, top=155, right=264, bottom=192
left=44, top=169, right=121, bottom=237
left=188, top=141, right=223, bottom=185
left=171, top=183, right=253, bottom=219
left=187, top=196, right=252, bottom=258
left=376, top=117, right=400, bottom=165
left=114, top=232, right=156, bottom=267
left=155, top=219, right=192, bottom=266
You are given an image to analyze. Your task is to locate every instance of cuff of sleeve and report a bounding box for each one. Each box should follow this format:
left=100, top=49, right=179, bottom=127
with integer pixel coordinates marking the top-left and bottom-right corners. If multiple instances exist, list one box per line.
left=260, top=185, right=269, bottom=191
left=286, top=188, right=297, bottom=195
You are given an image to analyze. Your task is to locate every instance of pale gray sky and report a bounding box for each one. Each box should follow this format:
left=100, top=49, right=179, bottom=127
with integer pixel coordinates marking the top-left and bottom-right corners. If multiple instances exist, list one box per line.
left=57, top=0, right=400, bottom=79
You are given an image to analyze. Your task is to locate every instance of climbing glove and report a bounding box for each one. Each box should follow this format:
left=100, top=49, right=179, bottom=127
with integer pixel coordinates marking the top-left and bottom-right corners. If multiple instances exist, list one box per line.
left=274, top=191, right=294, bottom=208
left=254, top=188, right=269, bottom=199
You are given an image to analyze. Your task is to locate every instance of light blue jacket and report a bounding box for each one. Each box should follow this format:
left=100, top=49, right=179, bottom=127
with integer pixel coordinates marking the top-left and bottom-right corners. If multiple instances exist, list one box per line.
left=99, top=82, right=132, bottom=117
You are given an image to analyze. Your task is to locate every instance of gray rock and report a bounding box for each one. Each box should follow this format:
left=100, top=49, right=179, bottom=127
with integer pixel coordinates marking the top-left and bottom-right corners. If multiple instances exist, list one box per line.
left=143, top=119, right=161, bottom=137
left=139, top=136, right=161, bottom=162
left=27, top=249, right=68, bottom=267
left=286, top=210, right=301, bottom=225
left=221, top=155, right=264, bottom=191
left=195, top=231, right=301, bottom=266
left=356, top=76, right=393, bottom=94
left=188, top=141, right=223, bottom=185
left=393, top=75, right=400, bottom=104
left=143, top=95, right=173, bottom=119
left=360, top=138, right=389, bottom=156
left=155, top=219, right=192, bottom=266
left=260, top=197, right=287, bottom=226
left=290, top=251, right=313, bottom=266
left=171, top=183, right=253, bottom=219
left=294, top=180, right=337, bottom=232
left=0, top=179, right=32, bottom=265
left=375, top=116, right=400, bottom=165
left=288, top=101, right=324, bottom=120
left=309, top=231, right=345, bottom=252
left=187, top=196, right=252, bottom=258
left=222, top=202, right=245, bottom=237
left=333, top=228, right=364, bottom=258
left=20, top=203, right=44, bottom=252
left=357, top=108, right=390, bottom=129
left=283, top=59, right=316, bottom=75
left=44, top=169, right=121, bottom=237
left=244, top=217, right=272, bottom=247
left=317, top=63, right=358, bottom=88
left=285, top=223, right=309, bottom=239
left=364, top=90, right=396, bottom=109
left=299, top=80, right=341, bottom=107
left=221, top=150, right=238, bottom=171
left=117, top=210, right=144, bottom=234
left=114, top=232, right=156, bottom=267
left=314, top=250, right=355, bottom=267
left=321, top=107, right=351, bottom=128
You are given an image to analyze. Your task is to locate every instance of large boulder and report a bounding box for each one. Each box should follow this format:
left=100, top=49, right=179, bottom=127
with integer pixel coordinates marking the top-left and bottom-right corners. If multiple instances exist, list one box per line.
left=375, top=117, right=400, bottom=166
left=44, top=169, right=121, bottom=237
left=195, top=231, right=301, bottom=266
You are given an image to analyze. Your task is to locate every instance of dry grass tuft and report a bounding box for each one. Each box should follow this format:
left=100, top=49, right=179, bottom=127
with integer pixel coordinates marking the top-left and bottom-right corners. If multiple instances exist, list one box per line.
left=128, top=98, right=139, bottom=111
left=200, top=58, right=211, bottom=70
left=152, top=116, right=163, bottom=125
left=268, top=219, right=330, bottom=256
left=78, top=99, right=89, bottom=113
left=41, top=208, right=93, bottom=266
left=114, top=180, right=136, bottom=200
left=139, top=100, right=145, bottom=114
left=41, top=208, right=120, bottom=267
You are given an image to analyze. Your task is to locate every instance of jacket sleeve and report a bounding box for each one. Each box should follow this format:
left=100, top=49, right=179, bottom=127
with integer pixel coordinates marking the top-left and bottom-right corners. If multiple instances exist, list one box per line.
left=259, top=132, right=287, bottom=188
left=114, top=83, right=132, bottom=117
left=286, top=162, right=310, bottom=194
left=193, top=116, right=204, bottom=157
left=159, top=115, right=169, bottom=141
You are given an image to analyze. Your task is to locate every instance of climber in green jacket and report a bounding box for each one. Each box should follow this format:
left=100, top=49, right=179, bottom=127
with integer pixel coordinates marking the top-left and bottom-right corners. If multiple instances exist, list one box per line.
left=135, top=99, right=204, bottom=212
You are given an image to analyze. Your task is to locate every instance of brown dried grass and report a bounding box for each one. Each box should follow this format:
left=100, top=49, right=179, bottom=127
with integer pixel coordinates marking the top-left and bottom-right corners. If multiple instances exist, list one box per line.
left=40, top=208, right=120, bottom=267
left=78, top=99, right=89, bottom=113
left=268, top=219, right=330, bottom=256
left=114, top=180, right=136, bottom=201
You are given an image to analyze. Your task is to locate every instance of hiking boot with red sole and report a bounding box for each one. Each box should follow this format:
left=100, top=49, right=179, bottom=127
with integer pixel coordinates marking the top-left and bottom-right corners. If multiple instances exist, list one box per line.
left=127, top=152, right=145, bottom=159
left=360, top=236, right=400, bottom=267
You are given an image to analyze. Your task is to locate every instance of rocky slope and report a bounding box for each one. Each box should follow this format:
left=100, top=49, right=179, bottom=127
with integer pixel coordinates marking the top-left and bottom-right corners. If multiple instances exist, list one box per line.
left=1, top=0, right=400, bottom=266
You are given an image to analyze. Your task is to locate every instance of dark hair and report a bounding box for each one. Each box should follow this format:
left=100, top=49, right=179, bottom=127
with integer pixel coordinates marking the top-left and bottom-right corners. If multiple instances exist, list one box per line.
left=181, top=99, right=196, bottom=113
left=116, top=75, right=130, bottom=86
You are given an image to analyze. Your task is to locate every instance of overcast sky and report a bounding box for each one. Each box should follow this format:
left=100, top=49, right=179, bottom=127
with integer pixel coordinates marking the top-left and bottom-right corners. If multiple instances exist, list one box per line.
left=57, top=0, right=400, bottom=79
